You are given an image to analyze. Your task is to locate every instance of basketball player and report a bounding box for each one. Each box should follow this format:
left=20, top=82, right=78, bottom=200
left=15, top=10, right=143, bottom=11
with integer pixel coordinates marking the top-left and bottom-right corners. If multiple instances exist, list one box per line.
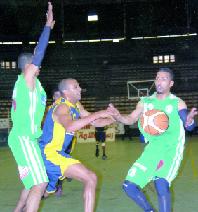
left=108, top=67, right=197, bottom=212
left=39, top=78, right=114, bottom=212
left=52, top=87, right=61, bottom=103
left=95, top=126, right=107, bottom=160
left=8, top=2, right=54, bottom=212
left=48, top=87, right=72, bottom=197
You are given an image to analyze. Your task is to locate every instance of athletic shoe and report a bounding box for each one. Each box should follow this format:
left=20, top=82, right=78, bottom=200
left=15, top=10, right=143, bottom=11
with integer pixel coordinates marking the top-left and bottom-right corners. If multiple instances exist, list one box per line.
left=66, top=177, right=72, bottom=182
left=102, top=155, right=107, bottom=160
left=56, top=185, right=63, bottom=197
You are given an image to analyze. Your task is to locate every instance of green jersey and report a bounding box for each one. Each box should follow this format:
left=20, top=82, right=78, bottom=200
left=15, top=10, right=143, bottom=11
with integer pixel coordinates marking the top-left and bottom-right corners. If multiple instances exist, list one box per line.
left=138, top=93, right=185, bottom=147
left=10, top=74, right=46, bottom=139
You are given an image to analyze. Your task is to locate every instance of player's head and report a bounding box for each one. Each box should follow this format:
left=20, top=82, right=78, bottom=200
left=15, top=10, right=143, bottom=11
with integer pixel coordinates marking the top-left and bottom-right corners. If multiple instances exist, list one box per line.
left=155, top=67, right=174, bottom=94
left=52, top=87, right=61, bottom=102
left=158, top=67, right=174, bottom=80
left=58, top=78, right=82, bottom=102
left=18, top=53, right=33, bottom=72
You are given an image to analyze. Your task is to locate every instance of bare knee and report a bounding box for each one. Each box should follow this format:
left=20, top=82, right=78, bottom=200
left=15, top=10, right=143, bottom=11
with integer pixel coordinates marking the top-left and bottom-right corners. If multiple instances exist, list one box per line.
left=91, top=172, right=97, bottom=186
left=86, top=171, right=97, bottom=188
left=65, top=163, right=97, bottom=188
left=31, top=182, right=47, bottom=196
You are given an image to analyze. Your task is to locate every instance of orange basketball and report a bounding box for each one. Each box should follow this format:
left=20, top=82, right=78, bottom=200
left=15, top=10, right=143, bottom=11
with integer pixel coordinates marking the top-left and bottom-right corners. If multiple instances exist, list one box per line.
left=140, top=109, right=169, bottom=135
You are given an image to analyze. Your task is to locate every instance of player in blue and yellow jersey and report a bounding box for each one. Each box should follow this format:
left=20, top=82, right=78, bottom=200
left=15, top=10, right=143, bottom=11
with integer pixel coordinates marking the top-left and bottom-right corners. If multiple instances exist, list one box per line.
left=40, top=78, right=114, bottom=212
left=8, top=2, right=54, bottom=212
left=47, top=87, right=74, bottom=197
left=108, top=68, right=197, bottom=212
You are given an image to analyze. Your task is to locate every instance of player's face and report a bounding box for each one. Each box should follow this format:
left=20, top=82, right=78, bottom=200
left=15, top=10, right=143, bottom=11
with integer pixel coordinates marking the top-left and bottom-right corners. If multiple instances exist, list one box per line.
left=155, top=71, right=174, bottom=94
left=67, top=80, right=82, bottom=102
left=53, top=91, right=61, bottom=101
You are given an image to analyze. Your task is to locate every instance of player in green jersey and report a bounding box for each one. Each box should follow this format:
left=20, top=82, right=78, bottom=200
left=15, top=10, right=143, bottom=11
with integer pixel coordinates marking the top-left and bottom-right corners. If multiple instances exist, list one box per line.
left=8, top=2, right=54, bottom=212
left=108, top=68, right=197, bottom=212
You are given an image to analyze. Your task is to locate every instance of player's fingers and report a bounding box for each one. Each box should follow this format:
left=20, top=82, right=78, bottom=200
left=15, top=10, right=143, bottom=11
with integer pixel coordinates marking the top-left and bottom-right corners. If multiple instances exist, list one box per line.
left=108, top=103, right=114, bottom=107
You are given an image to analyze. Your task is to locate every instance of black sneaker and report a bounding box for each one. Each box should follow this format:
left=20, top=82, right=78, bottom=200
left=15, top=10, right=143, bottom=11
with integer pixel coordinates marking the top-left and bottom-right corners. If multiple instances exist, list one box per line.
left=66, top=177, right=72, bottom=182
left=56, top=185, right=63, bottom=197
left=102, top=155, right=107, bottom=160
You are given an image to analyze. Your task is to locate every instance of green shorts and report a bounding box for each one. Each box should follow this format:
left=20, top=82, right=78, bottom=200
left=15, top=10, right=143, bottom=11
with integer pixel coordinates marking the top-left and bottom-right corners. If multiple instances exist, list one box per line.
left=125, top=141, right=185, bottom=188
left=8, top=133, right=48, bottom=189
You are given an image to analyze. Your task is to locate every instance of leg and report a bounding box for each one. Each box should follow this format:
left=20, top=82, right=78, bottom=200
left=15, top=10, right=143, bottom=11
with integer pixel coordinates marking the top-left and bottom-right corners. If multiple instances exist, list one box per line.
left=154, top=178, right=171, bottom=212
left=123, top=145, right=158, bottom=212
left=14, top=189, right=30, bottom=212
left=9, top=135, right=48, bottom=212
left=64, top=163, right=97, bottom=212
left=123, top=180, right=154, bottom=212
left=95, top=141, right=99, bottom=157
left=101, top=142, right=107, bottom=160
left=25, top=182, right=47, bottom=212
left=56, top=179, right=63, bottom=197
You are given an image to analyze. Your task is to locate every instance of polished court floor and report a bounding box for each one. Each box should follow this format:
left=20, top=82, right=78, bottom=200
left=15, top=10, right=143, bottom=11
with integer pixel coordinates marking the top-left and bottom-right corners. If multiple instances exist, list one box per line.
left=0, top=137, right=198, bottom=212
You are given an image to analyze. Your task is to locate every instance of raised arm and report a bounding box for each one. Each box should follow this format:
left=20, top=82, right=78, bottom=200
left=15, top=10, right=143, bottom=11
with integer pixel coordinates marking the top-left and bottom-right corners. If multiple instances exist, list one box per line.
left=107, top=101, right=144, bottom=125
left=32, top=2, right=54, bottom=67
left=24, top=2, right=54, bottom=88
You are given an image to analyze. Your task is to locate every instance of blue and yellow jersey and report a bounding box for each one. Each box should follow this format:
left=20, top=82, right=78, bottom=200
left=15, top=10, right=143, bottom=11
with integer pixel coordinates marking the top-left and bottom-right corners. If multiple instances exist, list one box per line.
left=40, top=97, right=80, bottom=156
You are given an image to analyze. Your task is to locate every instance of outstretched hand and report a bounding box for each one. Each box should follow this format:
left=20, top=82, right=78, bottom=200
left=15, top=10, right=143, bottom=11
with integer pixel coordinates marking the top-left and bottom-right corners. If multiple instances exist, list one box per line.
left=186, top=107, right=198, bottom=127
left=107, top=104, right=121, bottom=120
left=46, top=2, right=55, bottom=29
left=96, top=110, right=112, bottom=119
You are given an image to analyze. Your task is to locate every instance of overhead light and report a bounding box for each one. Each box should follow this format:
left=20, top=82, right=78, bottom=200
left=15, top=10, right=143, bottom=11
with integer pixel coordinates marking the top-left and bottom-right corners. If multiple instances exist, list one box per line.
left=88, top=11, right=98, bottom=22
left=113, top=39, right=119, bottom=43
left=89, top=39, right=100, bottom=42
left=29, top=41, right=36, bottom=44
left=0, top=42, right=23, bottom=45
left=48, top=41, right=56, bottom=44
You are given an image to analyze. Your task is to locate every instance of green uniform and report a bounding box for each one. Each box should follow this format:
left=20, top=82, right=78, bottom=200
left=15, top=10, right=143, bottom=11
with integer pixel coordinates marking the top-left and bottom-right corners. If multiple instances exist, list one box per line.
left=126, top=93, right=185, bottom=188
left=8, top=74, right=48, bottom=189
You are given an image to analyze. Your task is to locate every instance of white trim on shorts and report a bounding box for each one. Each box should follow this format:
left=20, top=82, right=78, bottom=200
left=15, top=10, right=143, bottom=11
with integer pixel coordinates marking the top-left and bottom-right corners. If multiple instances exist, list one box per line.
left=18, top=135, right=48, bottom=185
left=166, top=121, right=185, bottom=184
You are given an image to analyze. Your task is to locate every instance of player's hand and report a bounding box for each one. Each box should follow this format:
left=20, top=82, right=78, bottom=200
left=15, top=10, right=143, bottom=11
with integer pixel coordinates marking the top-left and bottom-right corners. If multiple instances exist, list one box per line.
left=107, top=104, right=121, bottom=118
left=96, top=110, right=112, bottom=119
left=186, top=107, right=197, bottom=127
left=46, top=2, right=55, bottom=29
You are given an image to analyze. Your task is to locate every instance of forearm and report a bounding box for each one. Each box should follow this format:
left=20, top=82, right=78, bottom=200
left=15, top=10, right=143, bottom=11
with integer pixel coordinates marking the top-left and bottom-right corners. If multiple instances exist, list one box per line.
left=32, top=26, right=51, bottom=67
left=66, top=112, right=103, bottom=132
left=179, top=109, right=196, bottom=131
left=115, top=114, right=136, bottom=125
left=186, top=120, right=196, bottom=131
left=91, top=118, right=115, bottom=127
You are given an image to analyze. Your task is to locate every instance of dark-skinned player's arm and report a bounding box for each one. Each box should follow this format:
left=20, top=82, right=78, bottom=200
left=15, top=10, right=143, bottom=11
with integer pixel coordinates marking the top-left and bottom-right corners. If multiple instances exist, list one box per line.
left=53, top=104, right=111, bottom=133
left=77, top=102, right=115, bottom=127
left=24, top=2, right=55, bottom=90
left=178, top=98, right=197, bottom=131
left=107, top=102, right=144, bottom=125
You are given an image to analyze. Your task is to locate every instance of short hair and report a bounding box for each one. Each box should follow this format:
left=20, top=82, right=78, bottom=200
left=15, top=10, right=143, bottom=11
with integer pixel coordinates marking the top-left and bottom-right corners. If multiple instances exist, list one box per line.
left=58, top=79, right=74, bottom=93
left=158, top=67, right=174, bottom=80
left=18, top=53, right=33, bottom=70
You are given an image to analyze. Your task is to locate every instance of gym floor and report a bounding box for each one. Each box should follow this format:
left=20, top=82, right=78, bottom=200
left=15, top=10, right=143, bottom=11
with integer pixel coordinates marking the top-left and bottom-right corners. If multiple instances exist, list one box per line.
left=0, top=137, right=198, bottom=212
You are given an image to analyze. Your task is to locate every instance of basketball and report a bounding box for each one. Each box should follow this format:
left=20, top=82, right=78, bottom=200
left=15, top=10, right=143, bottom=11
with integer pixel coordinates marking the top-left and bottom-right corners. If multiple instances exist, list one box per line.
left=140, top=109, right=169, bottom=135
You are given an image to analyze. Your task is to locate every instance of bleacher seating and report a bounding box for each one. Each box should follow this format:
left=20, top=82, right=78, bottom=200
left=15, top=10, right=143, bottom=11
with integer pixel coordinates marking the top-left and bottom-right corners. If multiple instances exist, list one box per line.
left=0, top=42, right=198, bottom=118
